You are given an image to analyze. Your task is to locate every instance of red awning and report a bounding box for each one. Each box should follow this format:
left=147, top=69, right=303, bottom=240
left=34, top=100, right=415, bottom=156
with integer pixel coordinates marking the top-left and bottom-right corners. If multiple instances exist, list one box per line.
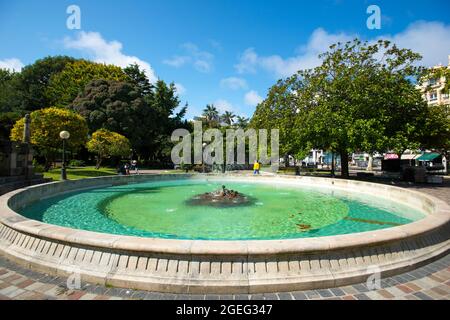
left=384, top=154, right=399, bottom=160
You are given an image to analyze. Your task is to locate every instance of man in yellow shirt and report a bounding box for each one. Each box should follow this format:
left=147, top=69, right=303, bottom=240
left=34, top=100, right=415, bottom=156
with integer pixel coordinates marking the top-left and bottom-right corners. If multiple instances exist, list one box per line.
left=253, top=160, right=260, bottom=175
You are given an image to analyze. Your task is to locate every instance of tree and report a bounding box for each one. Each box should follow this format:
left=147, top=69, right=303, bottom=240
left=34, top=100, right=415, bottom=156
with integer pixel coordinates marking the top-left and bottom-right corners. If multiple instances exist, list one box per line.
left=69, top=78, right=187, bottom=162
left=86, top=129, right=131, bottom=169
left=202, top=104, right=220, bottom=127
left=251, top=79, right=308, bottom=165
left=15, top=56, right=77, bottom=112
left=10, top=107, right=88, bottom=169
left=0, top=69, right=21, bottom=114
left=421, top=104, right=450, bottom=159
left=147, top=80, right=188, bottom=162
left=0, top=112, right=21, bottom=141
left=46, top=60, right=128, bottom=107
left=221, top=111, right=236, bottom=125
left=236, top=116, right=250, bottom=129
left=124, top=63, right=153, bottom=96
left=69, top=79, right=152, bottom=149
left=253, top=39, right=429, bottom=178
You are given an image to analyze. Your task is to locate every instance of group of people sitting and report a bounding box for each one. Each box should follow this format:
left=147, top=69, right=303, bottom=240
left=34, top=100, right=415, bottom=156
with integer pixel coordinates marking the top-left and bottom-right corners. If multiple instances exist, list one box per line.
left=117, top=160, right=139, bottom=175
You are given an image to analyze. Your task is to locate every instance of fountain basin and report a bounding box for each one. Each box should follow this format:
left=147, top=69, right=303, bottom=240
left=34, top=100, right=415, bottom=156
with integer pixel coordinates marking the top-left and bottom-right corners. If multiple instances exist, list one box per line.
left=0, top=174, right=448, bottom=293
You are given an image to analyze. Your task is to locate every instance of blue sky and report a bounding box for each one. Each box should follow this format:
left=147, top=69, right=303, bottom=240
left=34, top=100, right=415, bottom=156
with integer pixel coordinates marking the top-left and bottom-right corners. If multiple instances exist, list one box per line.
left=1, top=0, right=450, bottom=119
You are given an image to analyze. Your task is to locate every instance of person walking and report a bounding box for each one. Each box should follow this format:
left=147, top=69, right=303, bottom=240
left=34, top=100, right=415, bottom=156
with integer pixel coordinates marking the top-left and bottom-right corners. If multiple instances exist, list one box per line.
left=253, top=160, right=260, bottom=175
left=131, top=160, right=139, bottom=174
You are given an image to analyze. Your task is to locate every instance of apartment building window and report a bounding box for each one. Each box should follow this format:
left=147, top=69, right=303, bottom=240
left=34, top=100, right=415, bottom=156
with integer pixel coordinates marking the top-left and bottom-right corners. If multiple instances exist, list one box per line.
left=443, top=91, right=450, bottom=100
left=429, top=78, right=437, bottom=86
left=430, top=91, right=438, bottom=101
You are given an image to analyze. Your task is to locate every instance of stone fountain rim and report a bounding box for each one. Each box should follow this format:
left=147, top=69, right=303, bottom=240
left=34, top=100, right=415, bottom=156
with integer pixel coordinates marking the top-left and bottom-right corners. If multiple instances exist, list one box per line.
left=0, top=173, right=448, bottom=256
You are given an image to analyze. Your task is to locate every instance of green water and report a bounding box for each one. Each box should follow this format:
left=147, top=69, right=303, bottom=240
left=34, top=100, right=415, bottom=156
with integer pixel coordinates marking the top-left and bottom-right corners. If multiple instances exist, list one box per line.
left=19, top=179, right=425, bottom=240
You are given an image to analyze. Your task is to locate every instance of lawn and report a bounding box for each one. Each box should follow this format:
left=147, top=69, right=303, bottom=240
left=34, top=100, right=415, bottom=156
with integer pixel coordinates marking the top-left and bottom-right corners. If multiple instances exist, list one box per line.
left=43, top=167, right=117, bottom=181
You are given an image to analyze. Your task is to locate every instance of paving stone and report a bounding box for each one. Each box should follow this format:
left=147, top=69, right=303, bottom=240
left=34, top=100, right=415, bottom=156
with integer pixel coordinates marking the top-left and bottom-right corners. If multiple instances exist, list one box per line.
left=291, top=291, right=308, bottom=300
left=413, top=292, right=433, bottom=300
left=377, top=289, right=395, bottom=299
left=396, top=284, right=414, bottom=294
left=67, top=291, right=86, bottom=300
left=317, top=289, right=333, bottom=298
left=304, top=290, right=321, bottom=299
left=329, top=288, right=346, bottom=296
left=262, top=293, right=279, bottom=300
left=174, top=294, right=192, bottom=300
left=160, top=293, right=177, bottom=300
left=188, top=294, right=206, bottom=300
left=144, top=292, right=163, bottom=300
left=354, top=293, right=371, bottom=300
left=0, top=285, right=19, bottom=296
left=7, top=288, right=26, bottom=298
left=250, top=294, right=264, bottom=300
left=341, top=286, right=358, bottom=295
left=131, top=290, right=147, bottom=300
left=79, top=293, right=97, bottom=300
left=277, top=292, right=293, bottom=300
left=365, top=291, right=385, bottom=300
left=0, top=241, right=449, bottom=301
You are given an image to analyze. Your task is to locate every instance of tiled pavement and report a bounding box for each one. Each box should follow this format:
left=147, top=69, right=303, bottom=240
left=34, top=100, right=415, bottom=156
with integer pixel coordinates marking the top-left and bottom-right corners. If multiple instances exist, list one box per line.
left=0, top=177, right=448, bottom=300
left=0, top=253, right=449, bottom=300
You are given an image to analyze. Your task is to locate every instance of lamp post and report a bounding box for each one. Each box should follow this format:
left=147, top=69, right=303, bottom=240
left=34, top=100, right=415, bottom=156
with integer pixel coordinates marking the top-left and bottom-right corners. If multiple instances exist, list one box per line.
left=60, top=131, right=70, bottom=180
left=202, top=143, right=207, bottom=173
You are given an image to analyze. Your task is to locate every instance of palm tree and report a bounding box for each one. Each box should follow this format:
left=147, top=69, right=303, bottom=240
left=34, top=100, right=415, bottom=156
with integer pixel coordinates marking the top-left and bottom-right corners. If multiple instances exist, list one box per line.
left=236, top=116, right=250, bottom=129
left=221, top=111, right=236, bottom=126
left=202, top=104, right=219, bottom=123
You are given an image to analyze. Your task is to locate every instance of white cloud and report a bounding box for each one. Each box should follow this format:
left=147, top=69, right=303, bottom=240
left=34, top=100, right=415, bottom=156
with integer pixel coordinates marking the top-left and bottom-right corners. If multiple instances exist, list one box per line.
left=235, top=21, right=450, bottom=78
left=214, top=99, right=235, bottom=113
left=244, top=90, right=263, bottom=106
left=381, top=21, right=450, bottom=67
left=174, top=83, right=186, bottom=96
left=164, top=42, right=214, bottom=73
left=64, top=31, right=158, bottom=83
left=0, top=58, right=24, bottom=72
left=163, top=56, right=190, bottom=67
left=220, top=77, right=248, bottom=90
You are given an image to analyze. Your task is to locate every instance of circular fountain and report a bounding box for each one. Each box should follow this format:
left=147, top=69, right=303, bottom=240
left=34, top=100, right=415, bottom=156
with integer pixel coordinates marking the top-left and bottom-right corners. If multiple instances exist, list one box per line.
left=0, top=174, right=448, bottom=293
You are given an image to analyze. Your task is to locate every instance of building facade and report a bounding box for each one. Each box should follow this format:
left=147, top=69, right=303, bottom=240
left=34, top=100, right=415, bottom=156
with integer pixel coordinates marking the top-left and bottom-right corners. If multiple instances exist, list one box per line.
left=418, top=55, right=450, bottom=106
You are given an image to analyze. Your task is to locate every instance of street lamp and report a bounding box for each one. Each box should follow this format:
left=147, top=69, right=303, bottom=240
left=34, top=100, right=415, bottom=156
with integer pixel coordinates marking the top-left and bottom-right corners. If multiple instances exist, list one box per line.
left=60, top=130, right=70, bottom=180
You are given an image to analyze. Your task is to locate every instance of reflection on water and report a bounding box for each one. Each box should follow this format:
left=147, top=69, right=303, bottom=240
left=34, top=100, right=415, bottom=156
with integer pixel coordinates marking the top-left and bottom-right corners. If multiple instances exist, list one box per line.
left=18, top=179, right=425, bottom=240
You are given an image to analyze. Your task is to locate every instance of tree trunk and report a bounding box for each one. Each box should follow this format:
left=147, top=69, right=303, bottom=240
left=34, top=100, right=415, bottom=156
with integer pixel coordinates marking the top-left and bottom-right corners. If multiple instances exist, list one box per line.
left=95, top=156, right=102, bottom=170
left=340, top=150, right=349, bottom=178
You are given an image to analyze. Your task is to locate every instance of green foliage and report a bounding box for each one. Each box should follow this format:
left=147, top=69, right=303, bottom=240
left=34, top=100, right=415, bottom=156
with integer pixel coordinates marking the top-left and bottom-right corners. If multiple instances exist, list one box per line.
left=202, top=104, right=220, bottom=127
left=16, top=56, right=77, bottom=112
left=421, top=103, right=450, bottom=154
left=87, top=129, right=131, bottom=168
left=46, top=60, right=128, bottom=107
left=69, top=159, right=86, bottom=167
left=0, top=69, right=21, bottom=113
left=0, top=111, right=21, bottom=140
left=10, top=107, right=89, bottom=167
left=221, top=111, right=236, bottom=125
left=252, top=39, right=432, bottom=177
left=235, top=116, right=250, bottom=129
left=43, top=166, right=117, bottom=181
left=124, top=63, right=153, bottom=96
left=70, top=77, right=188, bottom=162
